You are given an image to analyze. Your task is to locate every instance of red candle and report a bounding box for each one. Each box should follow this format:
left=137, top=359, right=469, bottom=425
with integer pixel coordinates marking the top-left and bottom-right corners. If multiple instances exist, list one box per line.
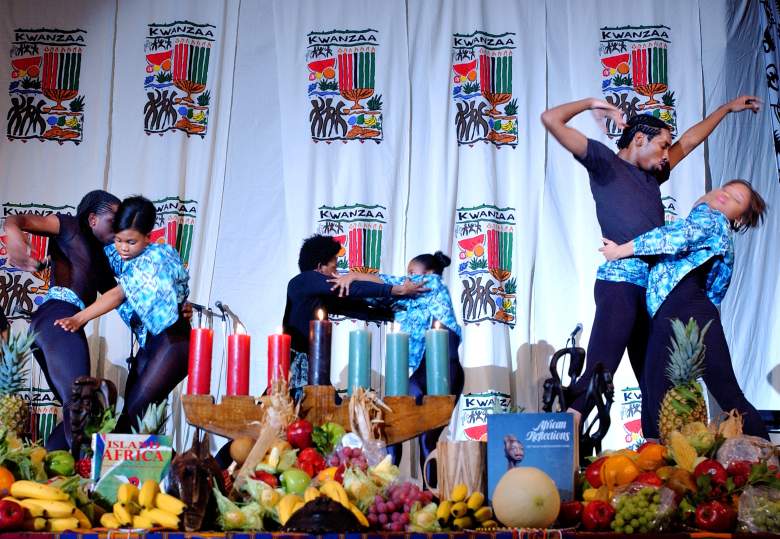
left=268, top=329, right=291, bottom=388
left=187, top=327, right=213, bottom=395
left=227, top=332, right=251, bottom=396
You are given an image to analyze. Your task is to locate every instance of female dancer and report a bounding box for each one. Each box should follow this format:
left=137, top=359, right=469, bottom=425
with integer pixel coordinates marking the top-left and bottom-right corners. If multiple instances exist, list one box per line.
left=5, top=190, right=119, bottom=449
left=55, top=196, right=190, bottom=433
left=601, top=180, right=768, bottom=439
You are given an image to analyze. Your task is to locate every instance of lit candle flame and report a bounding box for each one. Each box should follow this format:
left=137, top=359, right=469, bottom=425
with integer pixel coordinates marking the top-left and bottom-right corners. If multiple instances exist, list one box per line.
left=434, top=321, right=441, bottom=330
left=317, top=308, right=325, bottom=321
left=236, top=322, right=247, bottom=335
left=392, top=322, right=399, bottom=333
left=275, top=325, right=284, bottom=335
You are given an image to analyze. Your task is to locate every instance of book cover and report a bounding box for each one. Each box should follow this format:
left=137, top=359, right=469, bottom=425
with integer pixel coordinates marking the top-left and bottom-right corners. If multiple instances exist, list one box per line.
left=91, top=434, right=173, bottom=504
left=487, top=413, right=576, bottom=501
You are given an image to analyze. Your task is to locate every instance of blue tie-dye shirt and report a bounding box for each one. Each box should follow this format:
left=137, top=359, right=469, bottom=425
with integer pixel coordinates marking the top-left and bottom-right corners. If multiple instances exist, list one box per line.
left=377, top=273, right=462, bottom=371
left=633, top=203, right=733, bottom=318
left=105, top=243, right=189, bottom=347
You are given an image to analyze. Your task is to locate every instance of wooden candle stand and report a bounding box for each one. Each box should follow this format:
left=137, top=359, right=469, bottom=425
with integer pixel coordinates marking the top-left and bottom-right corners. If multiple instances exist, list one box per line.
left=181, top=385, right=456, bottom=445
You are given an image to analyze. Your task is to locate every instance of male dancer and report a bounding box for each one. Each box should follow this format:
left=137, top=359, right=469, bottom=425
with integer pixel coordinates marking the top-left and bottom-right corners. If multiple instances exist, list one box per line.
left=540, top=95, right=760, bottom=422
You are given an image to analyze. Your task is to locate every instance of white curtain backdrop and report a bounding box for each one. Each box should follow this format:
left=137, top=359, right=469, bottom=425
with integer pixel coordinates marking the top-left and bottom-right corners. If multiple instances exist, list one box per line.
left=0, top=0, right=777, bottom=453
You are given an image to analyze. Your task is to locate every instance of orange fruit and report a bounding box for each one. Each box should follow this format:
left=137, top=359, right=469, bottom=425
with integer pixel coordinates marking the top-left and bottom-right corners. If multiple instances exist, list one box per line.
left=161, top=58, right=172, bottom=71
left=323, top=66, right=336, bottom=79
left=0, top=466, right=15, bottom=497
left=473, top=244, right=485, bottom=257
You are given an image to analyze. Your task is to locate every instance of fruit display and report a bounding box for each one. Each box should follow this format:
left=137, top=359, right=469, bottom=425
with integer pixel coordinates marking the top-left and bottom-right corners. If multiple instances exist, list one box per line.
left=99, top=479, right=185, bottom=530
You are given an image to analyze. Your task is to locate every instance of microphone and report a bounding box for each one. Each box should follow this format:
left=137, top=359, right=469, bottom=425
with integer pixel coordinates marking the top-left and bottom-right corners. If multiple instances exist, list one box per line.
left=570, top=323, right=583, bottom=339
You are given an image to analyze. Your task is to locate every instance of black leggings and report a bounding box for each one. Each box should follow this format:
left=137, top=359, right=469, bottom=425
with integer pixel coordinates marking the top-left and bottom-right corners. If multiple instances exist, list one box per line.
left=115, top=317, right=190, bottom=433
left=641, top=270, right=768, bottom=439
left=387, top=329, right=464, bottom=466
left=30, top=300, right=91, bottom=450
left=569, top=279, right=649, bottom=413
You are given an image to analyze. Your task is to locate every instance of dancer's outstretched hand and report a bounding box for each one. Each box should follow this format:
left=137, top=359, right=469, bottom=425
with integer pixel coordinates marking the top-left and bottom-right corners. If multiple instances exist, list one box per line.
left=54, top=315, right=85, bottom=332
left=728, top=95, right=761, bottom=113
left=590, top=99, right=627, bottom=130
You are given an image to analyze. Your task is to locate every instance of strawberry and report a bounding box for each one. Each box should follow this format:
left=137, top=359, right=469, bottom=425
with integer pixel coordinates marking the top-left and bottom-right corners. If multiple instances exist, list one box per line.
left=75, top=458, right=92, bottom=479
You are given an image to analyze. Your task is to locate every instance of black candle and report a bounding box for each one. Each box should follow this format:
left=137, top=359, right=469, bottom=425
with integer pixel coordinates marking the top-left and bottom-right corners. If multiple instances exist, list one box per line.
left=308, top=309, right=332, bottom=385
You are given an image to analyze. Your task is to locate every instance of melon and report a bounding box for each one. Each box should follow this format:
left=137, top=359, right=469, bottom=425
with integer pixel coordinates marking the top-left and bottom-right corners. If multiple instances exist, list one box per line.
left=492, top=467, right=560, bottom=529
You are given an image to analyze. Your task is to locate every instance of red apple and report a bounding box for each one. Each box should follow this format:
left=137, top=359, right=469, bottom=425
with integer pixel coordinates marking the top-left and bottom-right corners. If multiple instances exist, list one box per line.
left=693, top=459, right=728, bottom=485
left=251, top=470, right=279, bottom=488
left=557, top=500, right=583, bottom=527
left=585, top=457, right=607, bottom=488
left=286, top=419, right=314, bottom=449
left=581, top=500, right=615, bottom=531
left=695, top=500, right=736, bottom=532
left=0, top=500, right=24, bottom=531
left=635, top=471, right=663, bottom=486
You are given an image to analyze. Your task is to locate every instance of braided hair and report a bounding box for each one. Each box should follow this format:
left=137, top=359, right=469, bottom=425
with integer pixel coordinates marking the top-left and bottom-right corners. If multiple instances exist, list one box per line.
left=410, top=251, right=451, bottom=275
left=616, top=114, right=672, bottom=149
left=76, top=190, right=120, bottom=232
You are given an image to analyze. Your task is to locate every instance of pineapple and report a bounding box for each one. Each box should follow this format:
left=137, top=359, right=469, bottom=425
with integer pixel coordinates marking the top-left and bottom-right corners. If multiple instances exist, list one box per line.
left=131, top=400, right=168, bottom=434
left=0, top=330, right=36, bottom=437
left=658, top=317, right=712, bottom=443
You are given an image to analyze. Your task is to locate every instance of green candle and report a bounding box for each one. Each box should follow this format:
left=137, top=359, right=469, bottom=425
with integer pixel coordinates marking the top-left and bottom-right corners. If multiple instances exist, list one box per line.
left=348, top=327, right=371, bottom=395
left=425, top=323, right=450, bottom=395
left=385, top=325, right=409, bottom=396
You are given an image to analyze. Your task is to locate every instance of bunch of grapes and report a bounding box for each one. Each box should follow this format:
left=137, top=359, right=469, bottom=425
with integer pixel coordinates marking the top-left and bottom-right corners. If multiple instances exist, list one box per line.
left=746, top=496, right=780, bottom=533
left=327, top=446, right=368, bottom=471
left=611, top=487, right=666, bottom=534
left=365, top=482, right=434, bottom=531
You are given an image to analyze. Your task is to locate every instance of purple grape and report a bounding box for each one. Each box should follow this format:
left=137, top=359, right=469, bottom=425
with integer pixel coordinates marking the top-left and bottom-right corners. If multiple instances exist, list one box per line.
left=378, top=513, right=388, bottom=524
left=386, top=501, right=396, bottom=513
left=400, top=513, right=410, bottom=524
left=374, top=495, right=384, bottom=505
left=391, top=522, right=404, bottom=532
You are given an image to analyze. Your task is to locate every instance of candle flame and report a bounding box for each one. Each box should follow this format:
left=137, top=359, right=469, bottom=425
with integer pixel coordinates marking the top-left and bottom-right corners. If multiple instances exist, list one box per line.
left=434, top=320, right=441, bottom=330
left=275, top=325, right=284, bottom=335
left=317, top=308, right=325, bottom=321
left=392, top=322, right=399, bottom=333
left=235, top=322, right=247, bottom=335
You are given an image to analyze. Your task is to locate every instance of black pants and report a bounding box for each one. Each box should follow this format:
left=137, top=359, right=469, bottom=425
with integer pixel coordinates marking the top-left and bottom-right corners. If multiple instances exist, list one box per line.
left=30, top=300, right=91, bottom=450
left=387, top=328, right=464, bottom=467
left=116, top=317, right=190, bottom=433
left=569, top=280, right=649, bottom=413
left=641, top=270, right=768, bottom=439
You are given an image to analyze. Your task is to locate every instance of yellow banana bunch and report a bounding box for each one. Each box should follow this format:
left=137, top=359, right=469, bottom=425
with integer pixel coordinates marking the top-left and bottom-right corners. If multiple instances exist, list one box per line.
left=319, top=480, right=349, bottom=508
left=22, top=517, right=47, bottom=531
left=10, top=481, right=69, bottom=501
left=105, top=480, right=185, bottom=530
left=304, top=486, right=320, bottom=503
left=117, top=483, right=139, bottom=504
left=19, top=498, right=76, bottom=518
left=46, top=517, right=80, bottom=532
left=436, top=484, right=495, bottom=531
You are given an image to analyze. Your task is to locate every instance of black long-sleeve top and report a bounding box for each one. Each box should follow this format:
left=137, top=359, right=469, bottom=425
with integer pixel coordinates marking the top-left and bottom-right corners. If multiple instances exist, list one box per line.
left=282, top=271, right=394, bottom=351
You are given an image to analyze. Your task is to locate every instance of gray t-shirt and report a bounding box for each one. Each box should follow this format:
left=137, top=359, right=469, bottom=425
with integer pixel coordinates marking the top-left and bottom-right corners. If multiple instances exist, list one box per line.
left=575, top=139, right=666, bottom=244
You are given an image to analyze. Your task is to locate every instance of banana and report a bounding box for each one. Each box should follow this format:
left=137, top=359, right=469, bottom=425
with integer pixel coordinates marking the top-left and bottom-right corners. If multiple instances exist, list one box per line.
left=450, top=501, right=468, bottom=518
left=145, top=507, right=180, bottom=529
left=304, top=486, right=320, bottom=503
left=114, top=502, right=133, bottom=526
left=22, top=517, right=46, bottom=531
left=138, top=479, right=159, bottom=509
left=452, top=516, right=474, bottom=530
left=155, top=492, right=186, bottom=515
left=46, top=517, right=80, bottom=532
left=100, top=512, right=121, bottom=529
left=450, top=483, right=468, bottom=503
left=278, top=493, right=302, bottom=525
left=20, top=498, right=75, bottom=518
left=436, top=499, right=452, bottom=524
left=321, top=480, right=349, bottom=507
left=466, top=491, right=485, bottom=511
left=132, top=514, right=154, bottom=529
left=480, top=519, right=498, bottom=528
left=473, top=506, right=493, bottom=522
left=349, top=503, right=369, bottom=527
left=10, top=481, right=69, bottom=501
left=291, top=500, right=305, bottom=516
left=16, top=499, right=45, bottom=517
left=73, top=507, right=92, bottom=529
left=118, top=482, right=139, bottom=504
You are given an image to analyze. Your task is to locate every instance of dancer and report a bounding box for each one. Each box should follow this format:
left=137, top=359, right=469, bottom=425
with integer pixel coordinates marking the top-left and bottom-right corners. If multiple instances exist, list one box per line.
left=54, top=196, right=190, bottom=433
left=4, top=190, right=119, bottom=449
left=331, top=251, right=463, bottom=462
left=540, top=95, right=761, bottom=416
left=601, top=180, right=768, bottom=439
left=283, top=234, right=427, bottom=388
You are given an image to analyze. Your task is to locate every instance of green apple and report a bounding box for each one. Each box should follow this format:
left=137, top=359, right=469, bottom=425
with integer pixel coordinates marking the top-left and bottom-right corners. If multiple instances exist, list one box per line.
left=281, top=468, right=311, bottom=495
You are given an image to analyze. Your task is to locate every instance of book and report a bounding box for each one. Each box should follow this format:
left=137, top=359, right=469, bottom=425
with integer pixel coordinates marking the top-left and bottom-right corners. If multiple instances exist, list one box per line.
left=91, top=433, right=173, bottom=504
left=487, top=413, right=576, bottom=501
